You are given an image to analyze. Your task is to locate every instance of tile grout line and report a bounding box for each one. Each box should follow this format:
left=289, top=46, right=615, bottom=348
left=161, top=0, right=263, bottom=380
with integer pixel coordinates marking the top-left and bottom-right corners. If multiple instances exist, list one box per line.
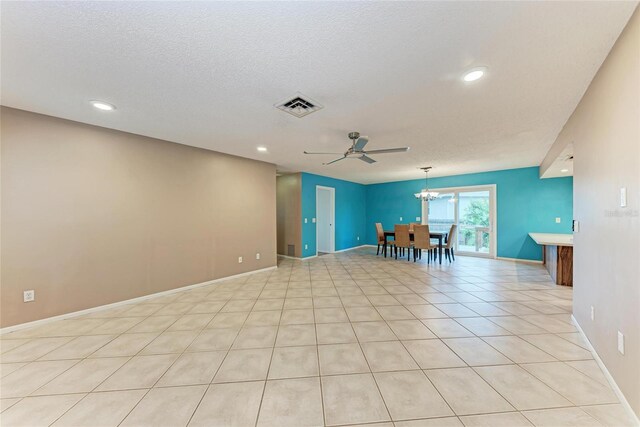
left=186, top=271, right=275, bottom=427
left=1, top=250, right=620, bottom=426
left=49, top=289, right=227, bottom=426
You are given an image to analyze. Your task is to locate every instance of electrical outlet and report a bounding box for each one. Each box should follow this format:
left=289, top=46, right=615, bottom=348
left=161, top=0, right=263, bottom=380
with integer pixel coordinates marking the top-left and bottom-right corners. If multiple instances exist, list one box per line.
left=555, top=217, right=561, bottom=223
left=590, top=306, right=595, bottom=321
left=416, top=217, right=421, bottom=221
left=305, top=244, right=308, bottom=250
left=399, top=217, right=403, bottom=221
left=618, top=331, right=625, bottom=355
left=357, top=236, right=360, bottom=241
left=238, top=256, right=243, bottom=264
left=23, top=290, right=35, bottom=303
left=256, top=253, right=260, bottom=260
left=304, top=218, right=308, bottom=223
left=312, top=218, right=316, bottom=223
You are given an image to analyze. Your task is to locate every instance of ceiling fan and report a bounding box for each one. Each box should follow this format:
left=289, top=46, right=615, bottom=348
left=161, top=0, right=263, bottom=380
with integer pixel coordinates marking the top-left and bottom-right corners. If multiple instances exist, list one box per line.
left=304, top=132, right=410, bottom=165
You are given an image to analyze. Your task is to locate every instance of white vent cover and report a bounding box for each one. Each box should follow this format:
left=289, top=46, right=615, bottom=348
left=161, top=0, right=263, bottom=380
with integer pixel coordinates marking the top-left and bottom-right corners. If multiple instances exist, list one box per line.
left=275, top=93, right=323, bottom=118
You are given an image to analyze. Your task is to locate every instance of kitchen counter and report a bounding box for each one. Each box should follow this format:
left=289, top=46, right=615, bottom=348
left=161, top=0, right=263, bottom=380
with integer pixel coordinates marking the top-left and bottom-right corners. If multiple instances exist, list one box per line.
left=529, top=233, right=573, bottom=287
left=529, top=233, right=573, bottom=247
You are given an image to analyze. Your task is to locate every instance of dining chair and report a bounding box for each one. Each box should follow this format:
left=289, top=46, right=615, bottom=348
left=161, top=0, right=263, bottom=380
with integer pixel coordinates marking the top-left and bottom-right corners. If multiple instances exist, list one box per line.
left=393, top=224, right=412, bottom=261
left=375, top=222, right=391, bottom=256
left=409, top=222, right=420, bottom=232
left=413, top=224, right=438, bottom=263
left=444, top=224, right=457, bottom=261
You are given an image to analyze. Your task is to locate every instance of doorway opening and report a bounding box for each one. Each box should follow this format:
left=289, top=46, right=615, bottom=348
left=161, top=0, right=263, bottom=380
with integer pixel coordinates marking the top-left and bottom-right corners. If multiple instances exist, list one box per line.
left=316, top=186, right=335, bottom=254
left=422, top=185, right=497, bottom=258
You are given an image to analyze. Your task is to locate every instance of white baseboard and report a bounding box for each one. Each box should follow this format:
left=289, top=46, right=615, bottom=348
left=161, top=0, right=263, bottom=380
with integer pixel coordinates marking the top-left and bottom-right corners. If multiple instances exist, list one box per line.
left=277, top=254, right=318, bottom=260
left=277, top=254, right=301, bottom=260
left=0, top=265, right=278, bottom=335
left=572, top=315, right=640, bottom=426
left=278, top=245, right=370, bottom=260
left=496, top=256, right=543, bottom=264
left=333, top=244, right=371, bottom=253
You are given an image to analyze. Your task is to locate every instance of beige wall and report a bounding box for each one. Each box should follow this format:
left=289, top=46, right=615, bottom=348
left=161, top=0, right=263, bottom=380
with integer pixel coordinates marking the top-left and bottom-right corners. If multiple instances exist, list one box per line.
left=1, top=107, right=277, bottom=327
left=553, top=7, right=639, bottom=416
left=276, top=173, right=302, bottom=257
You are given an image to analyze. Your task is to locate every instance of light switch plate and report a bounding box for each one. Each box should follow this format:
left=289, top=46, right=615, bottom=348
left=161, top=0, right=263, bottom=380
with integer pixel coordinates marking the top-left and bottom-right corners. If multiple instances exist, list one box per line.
left=399, top=217, right=403, bottom=221
left=555, top=217, right=561, bottom=223
left=304, top=218, right=308, bottom=223
left=238, top=256, right=243, bottom=264
left=416, top=217, right=421, bottom=221
left=256, top=253, right=260, bottom=260
left=573, top=220, right=580, bottom=233
left=620, top=187, right=627, bottom=207
left=618, top=331, right=625, bottom=354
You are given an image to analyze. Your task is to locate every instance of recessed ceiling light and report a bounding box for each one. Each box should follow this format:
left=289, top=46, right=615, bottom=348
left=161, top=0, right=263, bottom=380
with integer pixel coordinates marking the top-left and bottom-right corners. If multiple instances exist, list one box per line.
left=90, top=100, right=116, bottom=111
left=463, top=67, right=487, bottom=82
left=257, top=146, right=268, bottom=152
left=561, top=168, right=569, bottom=173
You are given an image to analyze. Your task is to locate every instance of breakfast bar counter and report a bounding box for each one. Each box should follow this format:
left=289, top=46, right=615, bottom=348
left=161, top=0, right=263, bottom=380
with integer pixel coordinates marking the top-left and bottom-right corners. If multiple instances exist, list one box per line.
left=529, top=233, right=573, bottom=287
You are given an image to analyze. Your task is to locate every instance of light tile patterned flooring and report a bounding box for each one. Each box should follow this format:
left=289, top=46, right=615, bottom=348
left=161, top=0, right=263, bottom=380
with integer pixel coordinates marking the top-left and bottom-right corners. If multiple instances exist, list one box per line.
left=0, top=248, right=635, bottom=426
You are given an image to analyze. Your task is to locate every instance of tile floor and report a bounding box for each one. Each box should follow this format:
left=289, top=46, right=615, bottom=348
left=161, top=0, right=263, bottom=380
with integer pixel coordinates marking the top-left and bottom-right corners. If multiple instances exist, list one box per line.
left=0, top=248, right=635, bottom=426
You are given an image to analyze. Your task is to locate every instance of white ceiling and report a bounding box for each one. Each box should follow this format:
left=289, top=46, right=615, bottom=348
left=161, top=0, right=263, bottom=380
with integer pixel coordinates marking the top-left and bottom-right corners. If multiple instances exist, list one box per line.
left=1, top=1, right=636, bottom=184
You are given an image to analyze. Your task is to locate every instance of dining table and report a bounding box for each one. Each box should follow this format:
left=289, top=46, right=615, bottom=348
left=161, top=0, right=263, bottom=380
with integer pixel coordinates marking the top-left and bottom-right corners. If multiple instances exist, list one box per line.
left=383, top=230, right=449, bottom=264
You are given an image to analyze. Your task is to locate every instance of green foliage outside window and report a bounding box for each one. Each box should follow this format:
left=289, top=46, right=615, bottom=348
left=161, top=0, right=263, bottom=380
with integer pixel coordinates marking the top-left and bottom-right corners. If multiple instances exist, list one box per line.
left=460, top=199, right=489, bottom=249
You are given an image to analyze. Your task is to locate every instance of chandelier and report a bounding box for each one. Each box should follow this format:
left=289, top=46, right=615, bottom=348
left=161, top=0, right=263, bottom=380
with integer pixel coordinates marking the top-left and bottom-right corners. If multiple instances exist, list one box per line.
left=414, top=166, right=439, bottom=201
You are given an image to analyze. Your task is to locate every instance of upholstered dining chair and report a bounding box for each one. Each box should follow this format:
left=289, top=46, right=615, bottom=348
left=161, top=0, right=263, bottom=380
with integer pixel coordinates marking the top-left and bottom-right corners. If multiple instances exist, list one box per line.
left=393, top=224, right=412, bottom=261
left=413, top=224, right=438, bottom=263
left=444, top=224, right=457, bottom=261
left=375, top=222, right=391, bottom=256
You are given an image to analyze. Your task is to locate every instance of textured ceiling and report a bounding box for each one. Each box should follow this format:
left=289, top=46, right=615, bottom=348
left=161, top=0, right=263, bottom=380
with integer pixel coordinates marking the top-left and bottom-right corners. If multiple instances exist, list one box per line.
left=1, top=1, right=636, bottom=184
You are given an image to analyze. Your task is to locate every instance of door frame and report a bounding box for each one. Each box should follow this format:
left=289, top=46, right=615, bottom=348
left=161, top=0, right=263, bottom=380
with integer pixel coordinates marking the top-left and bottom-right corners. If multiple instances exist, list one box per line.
left=316, top=185, right=335, bottom=254
left=421, top=184, right=497, bottom=258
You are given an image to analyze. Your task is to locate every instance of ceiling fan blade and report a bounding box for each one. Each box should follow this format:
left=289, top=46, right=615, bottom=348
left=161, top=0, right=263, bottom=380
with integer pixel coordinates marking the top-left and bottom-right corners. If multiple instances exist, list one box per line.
left=323, top=157, right=346, bottom=165
left=363, top=147, right=409, bottom=154
left=359, top=155, right=377, bottom=164
left=354, top=136, right=369, bottom=151
left=304, top=151, right=344, bottom=155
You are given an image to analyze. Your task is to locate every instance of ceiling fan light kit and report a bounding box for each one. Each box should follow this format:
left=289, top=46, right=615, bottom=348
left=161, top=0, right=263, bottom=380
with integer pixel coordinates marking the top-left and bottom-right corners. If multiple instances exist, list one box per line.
left=304, top=131, right=409, bottom=165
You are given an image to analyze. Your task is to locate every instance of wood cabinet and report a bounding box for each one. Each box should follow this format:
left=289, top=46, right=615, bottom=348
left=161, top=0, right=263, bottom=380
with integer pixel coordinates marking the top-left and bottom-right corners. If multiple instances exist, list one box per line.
left=544, top=244, right=573, bottom=287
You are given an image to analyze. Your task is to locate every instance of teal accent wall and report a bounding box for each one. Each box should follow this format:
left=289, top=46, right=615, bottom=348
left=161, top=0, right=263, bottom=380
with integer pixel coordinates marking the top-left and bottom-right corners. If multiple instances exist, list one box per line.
left=301, top=173, right=367, bottom=258
left=296, top=167, right=572, bottom=261
left=365, top=167, right=573, bottom=261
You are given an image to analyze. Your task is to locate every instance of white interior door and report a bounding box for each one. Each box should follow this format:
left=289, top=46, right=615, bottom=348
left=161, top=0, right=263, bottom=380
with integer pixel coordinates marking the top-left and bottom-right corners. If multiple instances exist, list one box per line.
left=423, top=185, right=496, bottom=258
left=316, top=186, right=335, bottom=253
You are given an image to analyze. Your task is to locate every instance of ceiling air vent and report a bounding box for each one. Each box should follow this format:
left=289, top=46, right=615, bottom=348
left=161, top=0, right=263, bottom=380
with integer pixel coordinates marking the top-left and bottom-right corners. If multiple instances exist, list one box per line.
left=275, top=93, right=323, bottom=118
